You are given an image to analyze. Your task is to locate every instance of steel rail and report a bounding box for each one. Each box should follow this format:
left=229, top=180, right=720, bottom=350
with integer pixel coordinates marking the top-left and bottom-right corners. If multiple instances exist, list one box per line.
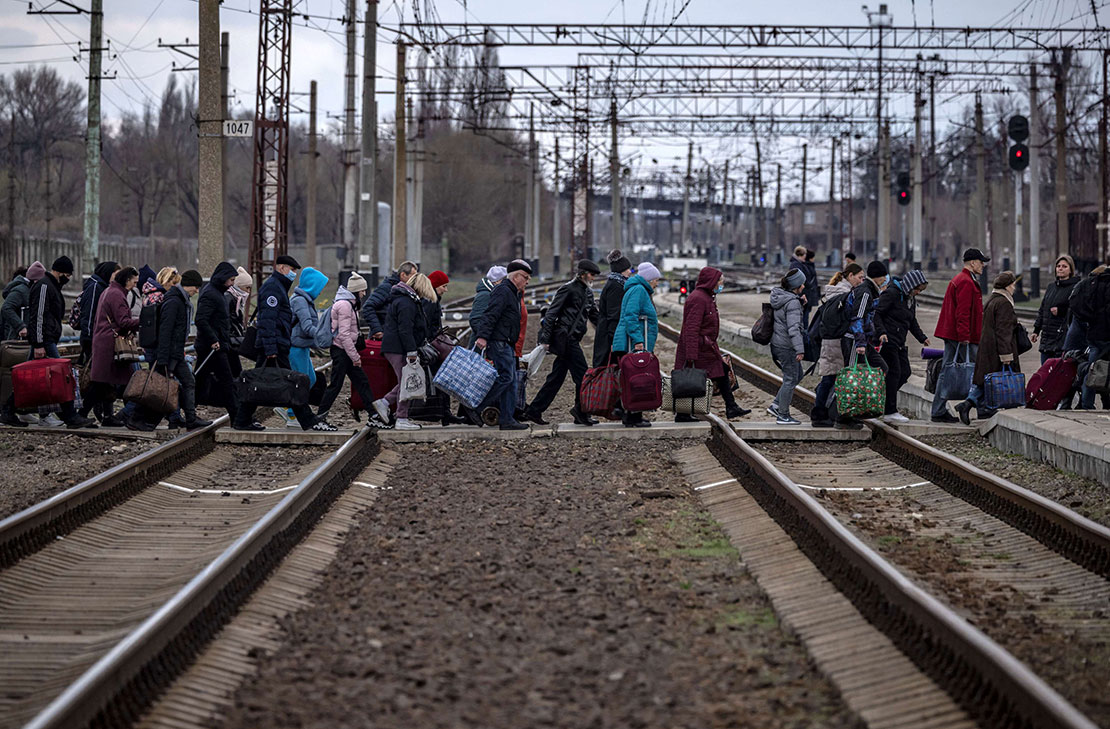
left=22, top=426, right=379, bottom=729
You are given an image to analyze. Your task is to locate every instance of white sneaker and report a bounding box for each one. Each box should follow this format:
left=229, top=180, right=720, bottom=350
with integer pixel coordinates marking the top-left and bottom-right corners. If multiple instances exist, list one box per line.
left=311, top=420, right=338, bottom=432
left=41, top=413, right=64, bottom=428
left=371, top=398, right=391, bottom=423
left=17, top=413, right=40, bottom=425
left=394, top=418, right=421, bottom=431
left=883, top=412, right=910, bottom=424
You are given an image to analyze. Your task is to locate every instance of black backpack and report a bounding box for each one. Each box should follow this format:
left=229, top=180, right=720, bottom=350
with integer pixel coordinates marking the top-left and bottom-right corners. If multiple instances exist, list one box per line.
left=139, top=302, right=161, bottom=350
left=818, top=292, right=853, bottom=339
left=751, top=303, right=774, bottom=345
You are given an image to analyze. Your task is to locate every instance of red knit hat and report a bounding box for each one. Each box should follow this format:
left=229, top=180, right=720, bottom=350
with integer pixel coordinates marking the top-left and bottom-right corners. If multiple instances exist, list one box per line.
left=428, top=270, right=449, bottom=289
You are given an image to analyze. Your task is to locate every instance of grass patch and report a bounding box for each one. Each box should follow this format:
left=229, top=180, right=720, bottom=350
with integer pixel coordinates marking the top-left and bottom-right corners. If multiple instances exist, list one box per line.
left=717, top=606, right=777, bottom=630
left=877, top=535, right=903, bottom=547
left=672, top=538, right=739, bottom=560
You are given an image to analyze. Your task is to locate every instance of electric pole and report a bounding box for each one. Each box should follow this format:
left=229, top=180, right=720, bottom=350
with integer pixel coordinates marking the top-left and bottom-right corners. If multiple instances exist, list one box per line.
left=83, top=0, right=104, bottom=267
left=609, top=99, right=621, bottom=253
left=878, top=121, right=891, bottom=262
left=220, top=30, right=229, bottom=247
left=198, top=0, right=223, bottom=275
left=776, top=163, right=783, bottom=264
left=912, top=88, right=923, bottom=269
left=974, top=94, right=987, bottom=291
left=553, top=138, right=561, bottom=274
left=1053, top=48, right=1071, bottom=260
left=1030, top=63, right=1041, bottom=296
left=359, top=0, right=378, bottom=282
left=828, top=137, right=836, bottom=258
left=342, top=0, right=357, bottom=269
left=306, top=80, right=317, bottom=269
left=680, top=140, right=692, bottom=254
left=392, top=41, right=406, bottom=270
left=800, top=142, right=808, bottom=249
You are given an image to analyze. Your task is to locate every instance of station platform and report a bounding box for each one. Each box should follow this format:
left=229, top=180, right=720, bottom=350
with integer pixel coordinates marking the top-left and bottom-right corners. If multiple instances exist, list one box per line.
left=0, top=423, right=169, bottom=441
left=979, top=409, right=1110, bottom=483
left=215, top=428, right=357, bottom=445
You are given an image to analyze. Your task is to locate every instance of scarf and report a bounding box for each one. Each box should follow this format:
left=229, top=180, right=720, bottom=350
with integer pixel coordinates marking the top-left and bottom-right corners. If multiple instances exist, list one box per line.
left=228, top=284, right=249, bottom=316
left=607, top=271, right=625, bottom=285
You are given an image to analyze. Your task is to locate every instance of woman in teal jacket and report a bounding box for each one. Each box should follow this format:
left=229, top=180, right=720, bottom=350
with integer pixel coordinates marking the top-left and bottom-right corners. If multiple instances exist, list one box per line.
left=610, top=263, right=662, bottom=427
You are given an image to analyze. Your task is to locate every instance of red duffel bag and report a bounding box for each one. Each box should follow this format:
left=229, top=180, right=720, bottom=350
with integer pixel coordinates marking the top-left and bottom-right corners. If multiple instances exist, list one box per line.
left=1025, top=354, right=1079, bottom=411
left=12, top=357, right=76, bottom=409
left=350, top=338, right=398, bottom=410
left=580, top=363, right=621, bottom=418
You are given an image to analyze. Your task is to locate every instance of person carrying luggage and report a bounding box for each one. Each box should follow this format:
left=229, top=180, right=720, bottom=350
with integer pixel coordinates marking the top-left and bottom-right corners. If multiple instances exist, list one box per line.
left=674, top=266, right=750, bottom=422
left=81, top=266, right=142, bottom=427
left=810, top=264, right=864, bottom=427
left=274, top=266, right=329, bottom=426
left=955, top=272, right=1022, bottom=423
left=468, top=265, right=507, bottom=348
left=1032, top=255, right=1079, bottom=364
left=317, top=273, right=378, bottom=427
left=473, top=259, right=532, bottom=430
left=931, top=248, right=988, bottom=422
left=234, top=256, right=334, bottom=432
left=370, top=272, right=437, bottom=431
left=362, top=260, right=419, bottom=339
left=1, top=257, right=95, bottom=429
left=1073, top=262, right=1110, bottom=410
left=2, top=266, right=31, bottom=341
left=788, top=246, right=815, bottom=327
left=521, top=259, right=600, bottom=426
left=188, top=262, right=241, bottom=428
left=225, top=266, right=252, bottom=374
left=593, top=250, right=633, bottom=367
left=768, top=268, right=807, bottom=425
left=77, top=261, right=118, bottom=363
left=873, top=269, right=929, bottom=424
left=832, top=261, right=890, bottom=428
left=611, top=262, right=661, bottom=428
left=420, top=270, right=465, bottom=426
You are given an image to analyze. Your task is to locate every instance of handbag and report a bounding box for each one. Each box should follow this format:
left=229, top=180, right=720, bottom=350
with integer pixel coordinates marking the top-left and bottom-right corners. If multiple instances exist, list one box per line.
left=984, top=365, right=1026, bottom=409
left=712, top=354, right=738, bottom=396
left=662, top=374, right=712, bottom=415
left=1015, top=322, right=1033, bottom=355
left=581, top=359, right=622, bottom=417
left=123, top=366, right=179, bottom=415
left=431, top=345, right=498, bottom=409
left=670, top=365, right=708, bottom=399
left=1085, top=358, right=1110, bottom=395
left=751, top=303, right=774, bottom=345
left=834, top=351, right=886, bottom=418
left=937, top=343, right=975, bottom=401
left=925, top=357, right=943, bottom=394
left=107, top=314, right=143, bottom=363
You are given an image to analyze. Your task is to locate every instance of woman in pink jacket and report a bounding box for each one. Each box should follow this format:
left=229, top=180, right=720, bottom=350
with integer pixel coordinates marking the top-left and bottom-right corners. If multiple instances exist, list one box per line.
left=315, top=273, right=377, bottom=426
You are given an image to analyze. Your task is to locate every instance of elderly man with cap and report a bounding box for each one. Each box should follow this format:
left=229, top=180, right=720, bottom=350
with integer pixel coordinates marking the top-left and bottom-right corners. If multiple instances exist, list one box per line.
left=474, top=259, right=532, bottom=430
left=234, top=255, right=335, bottom=432
left=1, top=256, right=96, bottom=428
left=469, top=265, right=507, bottom=348
left=521, top=259, right=600, bottom=426
left=930, top=247, right=989, bottom=423
left=955, top=271, right=1021, bottom=424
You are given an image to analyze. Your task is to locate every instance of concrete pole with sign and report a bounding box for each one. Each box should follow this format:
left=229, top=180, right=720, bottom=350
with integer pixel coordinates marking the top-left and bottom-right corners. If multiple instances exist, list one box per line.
left=198, top=0, right=224, bottom=274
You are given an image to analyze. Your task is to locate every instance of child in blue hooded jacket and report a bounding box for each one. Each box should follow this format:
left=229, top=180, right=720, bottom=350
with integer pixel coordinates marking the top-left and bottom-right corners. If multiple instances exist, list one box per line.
left=282, top=267, right=328, bottom=424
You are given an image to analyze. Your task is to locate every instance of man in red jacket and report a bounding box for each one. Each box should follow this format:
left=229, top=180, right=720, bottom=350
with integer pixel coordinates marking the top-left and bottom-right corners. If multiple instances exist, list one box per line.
left=930, top=248, right=989, bottom=422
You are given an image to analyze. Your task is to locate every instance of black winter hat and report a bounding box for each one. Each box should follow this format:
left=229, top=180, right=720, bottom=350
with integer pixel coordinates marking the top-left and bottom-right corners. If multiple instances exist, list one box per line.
left=606, top=249, right=632, bottom=273
left=866, top=260, right=888, bottom=279
left=577, top=259, right=601, bottom=275
left=275, top=254, right=301, bottom=269
left=507, top=259, right=532, bottom=275
left=51, top=256, right=74, bottom=274
left=180, top=269, right=204, bottom=287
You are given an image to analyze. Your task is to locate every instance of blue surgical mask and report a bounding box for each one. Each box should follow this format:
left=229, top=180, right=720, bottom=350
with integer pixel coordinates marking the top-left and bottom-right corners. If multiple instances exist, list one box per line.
left=882, top=274, right=891, bottom=288
left=715, top=283, right=724, bottom=294
left=285, top=270, right=297, bottom=282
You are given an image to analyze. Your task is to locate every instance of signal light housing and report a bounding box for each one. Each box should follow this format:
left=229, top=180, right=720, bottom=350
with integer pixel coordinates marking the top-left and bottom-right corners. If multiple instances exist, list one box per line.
left=1009, top=143, right=1029, bottom=171
left=895, top=172, right=911, bottom=206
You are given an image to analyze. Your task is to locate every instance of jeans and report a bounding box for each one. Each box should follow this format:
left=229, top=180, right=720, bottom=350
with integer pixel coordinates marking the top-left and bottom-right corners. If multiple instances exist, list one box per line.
left=811, top=374, right=836, bottom=422
left=479, top=340, right=519, bottom=425
left=528, top=341, right=587, bottom=414
left=771, top=346, right=802, bottom=417
left=931, top=339, right=978, bottom=418
left=1080, top=342, right=1110, bottom=409
left=879, top=344, right=911, bottom=415
left=234, top=352, right=317, bottom=429
left=318, top=346, right=376, bottom=418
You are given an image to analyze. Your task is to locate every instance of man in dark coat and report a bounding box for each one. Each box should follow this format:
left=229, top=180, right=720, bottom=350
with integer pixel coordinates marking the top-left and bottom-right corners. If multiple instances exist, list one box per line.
left=77, top=261, right=118, bottom=362
left=593, top=251, right=633, bottom=367
left=1, top=267, right=30, bottom=340
left=361, top=260, right=418, bottom=338
left=149, top=270, right=211, bottom=430
left=788, top=246, right=817, bottom=327
left=193, top=261, right=240, bottom=423
left=1, top=257, right=95, bottom=428
left=522, top=260, right=600, bottom=426
left=955, top=272, right=1021, bottom=423
left=1075, top=264, right=1110, bottom=409
left=235, top=256, right=333, bottom=431
left=474, top=259, right=531, bottom=430
left=873, top=269, right=930, bottom=422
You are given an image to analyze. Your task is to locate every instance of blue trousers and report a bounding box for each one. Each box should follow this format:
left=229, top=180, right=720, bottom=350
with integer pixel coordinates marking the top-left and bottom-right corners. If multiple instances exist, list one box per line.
left=479, top=340, right=518, bottom=425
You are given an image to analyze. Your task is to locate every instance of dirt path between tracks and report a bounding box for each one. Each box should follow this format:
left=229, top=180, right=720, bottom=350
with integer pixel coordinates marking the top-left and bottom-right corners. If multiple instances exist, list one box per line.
left=220, top=437, right=860, bottom=729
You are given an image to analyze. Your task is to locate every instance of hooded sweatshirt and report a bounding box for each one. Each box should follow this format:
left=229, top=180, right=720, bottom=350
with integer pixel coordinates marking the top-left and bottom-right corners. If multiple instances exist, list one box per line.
left=291, top=267, right=330, bottom=347
left=78, top=261, right=118, bottom=338
left=769, top=286, right=805, bottom=356
left=331, top=286, right=362, bottom=363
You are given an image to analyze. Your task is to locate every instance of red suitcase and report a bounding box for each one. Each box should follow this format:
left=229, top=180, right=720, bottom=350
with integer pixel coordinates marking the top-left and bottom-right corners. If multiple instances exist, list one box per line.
left=619, top=351, right=662, bottom=412
left=1025, top=355, right=1079, bottom=410
left=12, top=358, right=76, bottom=409
left=349, top=339, right=398, bottom=410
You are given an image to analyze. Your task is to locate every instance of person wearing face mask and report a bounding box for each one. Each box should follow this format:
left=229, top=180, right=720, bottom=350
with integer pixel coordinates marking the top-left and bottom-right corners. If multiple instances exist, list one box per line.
left=930, top=248, right=989, bottom=423
left=611, top=262, right=662, bottom=428
left=1, top=256, right=96, bottom=429
left=674, top=266, right=750, bottom=422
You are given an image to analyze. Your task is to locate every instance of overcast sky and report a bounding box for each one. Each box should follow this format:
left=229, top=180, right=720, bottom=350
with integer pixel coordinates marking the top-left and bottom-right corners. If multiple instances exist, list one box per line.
left=0, top=0, right=1104, bottom=197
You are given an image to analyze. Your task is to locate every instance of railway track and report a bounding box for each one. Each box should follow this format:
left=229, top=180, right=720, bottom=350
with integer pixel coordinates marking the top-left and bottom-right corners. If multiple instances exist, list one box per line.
left=656, top=320, right=1110, bottom=728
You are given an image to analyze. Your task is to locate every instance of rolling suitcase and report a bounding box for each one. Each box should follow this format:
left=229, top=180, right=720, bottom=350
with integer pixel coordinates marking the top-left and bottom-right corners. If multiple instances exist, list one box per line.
left=618, top=319, right=662, bottom=412
left=12, top=358, right=76, bottom=409
left=350, top=339, right=398, bottom=410
left=1025, top=355, right=1078, bottom=410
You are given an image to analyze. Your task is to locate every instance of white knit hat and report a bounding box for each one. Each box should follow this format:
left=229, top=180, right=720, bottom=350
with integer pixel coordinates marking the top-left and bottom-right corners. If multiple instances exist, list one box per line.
left=346, top=272, right=367, bottom=293
left=637, top=262, right=662, bottom=281
left=234, top=266, right=252, bottom=288
left=487, top=265, right=508, bottom=282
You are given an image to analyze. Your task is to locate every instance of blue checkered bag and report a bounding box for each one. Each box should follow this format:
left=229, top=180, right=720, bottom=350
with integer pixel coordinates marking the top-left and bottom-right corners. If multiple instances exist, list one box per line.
left=984, top=365, right=1025, bottom=409
left=432, top=345, right=498, bottom=409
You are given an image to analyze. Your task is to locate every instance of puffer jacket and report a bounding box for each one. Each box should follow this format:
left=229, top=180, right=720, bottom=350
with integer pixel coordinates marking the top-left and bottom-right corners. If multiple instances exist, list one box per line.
left=331, top=286, right=362, bottom=363
left=1034, top=275, right=1079, bottom=353
left=156, top=284, right=192, bottom=367
left=255, top=271, right=294, bottom=357
left=468, top=277, right=496, bottom=332
left=1, top=274, right=30, bottom=340
left=475, top=278, right=523, bottom=346
left=611, top=274, right=658, bottom=352
left=290, top=267, right=329, bottom=348
left=873, top=277, right=927, bottom=350
left=361, top=271, right=400, bottom=335
left=382, top=283, right=428, bottom=355
left=769, top=286, right=804, bottom=357
left=195, top=262, right=238, bottom=351
left=816, top=280, right=851, bottom=377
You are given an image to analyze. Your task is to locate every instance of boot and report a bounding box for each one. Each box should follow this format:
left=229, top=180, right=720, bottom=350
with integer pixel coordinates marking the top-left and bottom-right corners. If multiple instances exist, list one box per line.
left=570, top=406, right=593, bottom=426
left=954, top=400, right=972, bottom=425
left=726, top=404, right=752, bottom=419
left=186, top=415, right=213, bottom=431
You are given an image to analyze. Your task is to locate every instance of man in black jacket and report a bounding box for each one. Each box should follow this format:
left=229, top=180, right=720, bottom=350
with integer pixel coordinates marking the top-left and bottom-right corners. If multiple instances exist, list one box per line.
left=593, top=251, right=633, bottom=367
left=522, top=260, right=599, bottom=426
left=147, top=270, right=212, bottom=431
left=361, top=260, right=418, bottom=338
left=2, top=257, right=95, bottom=428
left=474, top=259, right=531, bottom=430
left=193, top=262, right=240, bottom=423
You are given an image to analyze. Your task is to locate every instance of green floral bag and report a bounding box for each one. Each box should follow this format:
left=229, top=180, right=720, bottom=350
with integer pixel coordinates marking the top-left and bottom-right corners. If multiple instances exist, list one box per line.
left=834, top=352, right=886, bottom=418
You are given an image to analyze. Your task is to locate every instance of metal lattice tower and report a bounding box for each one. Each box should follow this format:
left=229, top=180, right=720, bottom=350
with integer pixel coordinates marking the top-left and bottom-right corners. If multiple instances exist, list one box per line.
left=248, top=0, right=293, bottom=282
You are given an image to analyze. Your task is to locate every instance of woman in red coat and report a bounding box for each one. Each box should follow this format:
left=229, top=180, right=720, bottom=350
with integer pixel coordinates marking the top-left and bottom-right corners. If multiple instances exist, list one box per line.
left=674, top=266, right=750, bottom=421
left=82, top=266, right=141, bottom=426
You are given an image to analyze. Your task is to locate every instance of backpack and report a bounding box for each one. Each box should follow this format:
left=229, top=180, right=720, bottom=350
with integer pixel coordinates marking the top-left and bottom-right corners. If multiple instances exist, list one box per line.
left=313, top=304, right=334, bottom=349
left=818, top=292, right=853, bottom=339
left=68, top=292, right=83, bottom=331
left=139, top=303, right=162, bottom=350
left=751, top=303, right=774, bottom=345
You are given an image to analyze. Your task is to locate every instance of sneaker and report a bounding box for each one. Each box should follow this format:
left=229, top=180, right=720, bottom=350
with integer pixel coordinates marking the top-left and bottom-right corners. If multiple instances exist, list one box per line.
left=41, top=413, right=64, bottom=428
left=17, top=413, right=40, bottom=425
left=394, top=418, right=421, bottom=431
left=1, top=413, right=27, bottom=428
left=371, top=398, right=391, bottom=423
left=499, top=421, right=528, bottom=431
left=883, top=412, right=910, bottom=424
left=776, top=414, right=802, bottom=425
left=273, top=407, right=296, bottom=426
left=931, top=413, right=959, bottom=424
left=312, top=420, right=338, bottom=432
left=368, top=414, right=393, bottom=429
left=65, top=415, right=98, bottom=429
left=766, top=404, right=780, bottom=418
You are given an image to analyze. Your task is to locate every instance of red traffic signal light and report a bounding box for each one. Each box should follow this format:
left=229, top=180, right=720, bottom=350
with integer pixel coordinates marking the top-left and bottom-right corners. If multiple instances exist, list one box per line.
left=1009, top=143, right=1029, bottom=171
left=897, top=189, right=911, bottom=206
left=679, top=285, right=687, bottom=294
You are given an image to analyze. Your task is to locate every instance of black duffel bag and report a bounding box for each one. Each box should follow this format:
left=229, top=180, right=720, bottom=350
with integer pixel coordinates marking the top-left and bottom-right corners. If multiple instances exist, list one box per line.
left=670, top=365, right=708, bottom=399
left=235, top=364, right=310, bottom=408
